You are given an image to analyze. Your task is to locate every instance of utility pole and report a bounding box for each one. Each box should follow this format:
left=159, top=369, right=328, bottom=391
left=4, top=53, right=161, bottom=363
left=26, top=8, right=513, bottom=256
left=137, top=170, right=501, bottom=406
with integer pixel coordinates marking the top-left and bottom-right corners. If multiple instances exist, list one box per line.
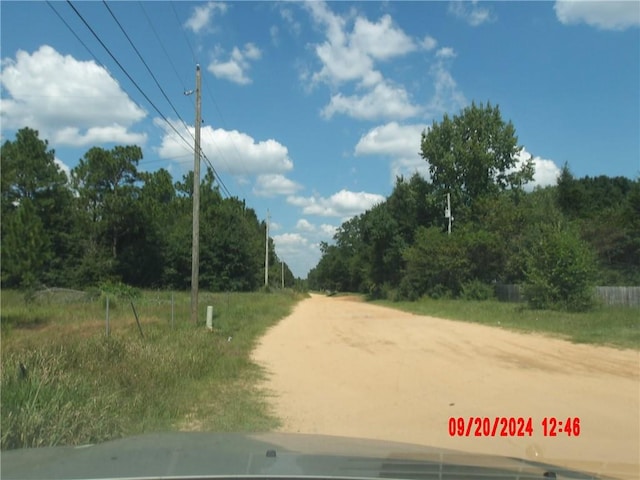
left=264, top=209, right=270, bottom=287
left=190, top=64, right=202, bottom=323
left=281, top=260, right=284, bottom=289
left=445, top=192, right=453, bottom=235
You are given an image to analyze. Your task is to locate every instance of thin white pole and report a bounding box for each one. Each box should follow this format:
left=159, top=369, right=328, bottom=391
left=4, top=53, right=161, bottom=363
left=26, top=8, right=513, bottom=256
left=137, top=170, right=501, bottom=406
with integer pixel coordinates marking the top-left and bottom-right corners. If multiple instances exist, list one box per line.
left=265, top=209, right=270, bottom=287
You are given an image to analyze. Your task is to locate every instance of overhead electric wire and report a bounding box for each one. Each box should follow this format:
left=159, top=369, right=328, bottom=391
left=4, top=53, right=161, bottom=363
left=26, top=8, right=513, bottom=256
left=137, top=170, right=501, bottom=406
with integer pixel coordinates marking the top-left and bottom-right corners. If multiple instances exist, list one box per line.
left=65, top=0, right=194, bottom=156
left=47, top=1, right=103, bottom=66
left=103, top=1, right=196, bottom=140
left=104, top=0, right=233, bottom=199
left=63, top=0, right=241, bottom=201
left=138, top=1, right=189, bottom=92
left=169, top=1, right=198, bottom=66
left=165, top=1, right=242, bottom=198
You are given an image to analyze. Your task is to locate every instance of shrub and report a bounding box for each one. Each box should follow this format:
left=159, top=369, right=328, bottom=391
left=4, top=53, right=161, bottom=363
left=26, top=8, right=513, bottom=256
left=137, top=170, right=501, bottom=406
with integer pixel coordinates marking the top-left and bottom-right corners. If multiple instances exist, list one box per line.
left=461, top=280, right=495, bottom=301
left=523, top=224, right=597, bottom=312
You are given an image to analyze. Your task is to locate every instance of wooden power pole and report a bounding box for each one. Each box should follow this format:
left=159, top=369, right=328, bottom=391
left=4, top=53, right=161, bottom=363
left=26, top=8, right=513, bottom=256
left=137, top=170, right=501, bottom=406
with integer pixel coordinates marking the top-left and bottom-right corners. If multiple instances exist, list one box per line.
left=191, top=64, right=202, bottom=323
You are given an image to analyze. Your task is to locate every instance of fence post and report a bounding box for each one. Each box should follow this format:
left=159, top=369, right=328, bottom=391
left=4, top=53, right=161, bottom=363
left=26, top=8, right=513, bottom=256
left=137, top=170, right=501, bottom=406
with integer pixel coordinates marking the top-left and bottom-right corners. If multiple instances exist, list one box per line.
left=130, top=301, right=144, bottom=338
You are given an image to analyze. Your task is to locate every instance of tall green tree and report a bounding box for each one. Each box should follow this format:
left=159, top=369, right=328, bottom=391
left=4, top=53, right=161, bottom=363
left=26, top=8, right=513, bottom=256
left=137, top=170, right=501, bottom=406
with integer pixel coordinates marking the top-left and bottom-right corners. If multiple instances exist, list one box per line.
left=71, top=145, right=143, bottom=283
left=421, top=102, right=534, bottom=215
left=1, top=128, right=76, bottom=287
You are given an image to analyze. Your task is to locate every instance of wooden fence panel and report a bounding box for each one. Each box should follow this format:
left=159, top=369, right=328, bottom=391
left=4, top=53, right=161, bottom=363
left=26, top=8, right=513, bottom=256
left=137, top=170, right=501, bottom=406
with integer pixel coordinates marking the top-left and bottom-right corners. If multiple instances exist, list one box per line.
left=595, top=286, right=640, bottom=307
left=495, top=285, right=640, bottom=307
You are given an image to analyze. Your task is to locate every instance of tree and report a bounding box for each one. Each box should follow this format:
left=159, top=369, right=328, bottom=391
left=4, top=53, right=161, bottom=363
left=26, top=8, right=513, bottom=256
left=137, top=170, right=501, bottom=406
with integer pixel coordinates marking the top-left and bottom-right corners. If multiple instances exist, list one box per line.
left=71, top=145, right=143, bottom=283
left=420, top=102, right=534, bottom=214
left=1, top=199, right=50, bottom=288
left=401, top=226, right=470, bottom=298
left=1, top=128, right=76, bottom=287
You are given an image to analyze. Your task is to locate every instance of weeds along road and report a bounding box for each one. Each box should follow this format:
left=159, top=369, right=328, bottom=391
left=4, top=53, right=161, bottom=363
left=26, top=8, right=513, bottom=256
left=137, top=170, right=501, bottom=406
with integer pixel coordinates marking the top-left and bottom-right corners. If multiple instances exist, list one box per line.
left=252, top=294, right=639, bottom=480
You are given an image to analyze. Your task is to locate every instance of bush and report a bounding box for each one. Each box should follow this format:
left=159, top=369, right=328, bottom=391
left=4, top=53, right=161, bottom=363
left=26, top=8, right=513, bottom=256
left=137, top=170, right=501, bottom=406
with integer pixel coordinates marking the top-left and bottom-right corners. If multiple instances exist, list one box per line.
left=461, top=280, right=494, bottom=301
left=523, top=224, right=597, bottom=312
left=99, top=281, right=141, bottom=299
left=394, top=277, right=419, bottom=301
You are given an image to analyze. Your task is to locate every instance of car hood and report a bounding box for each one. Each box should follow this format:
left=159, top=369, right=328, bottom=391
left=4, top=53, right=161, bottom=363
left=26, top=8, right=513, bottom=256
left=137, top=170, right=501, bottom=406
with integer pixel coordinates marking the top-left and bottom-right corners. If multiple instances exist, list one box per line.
left=0, top=432, right=615, bottom=480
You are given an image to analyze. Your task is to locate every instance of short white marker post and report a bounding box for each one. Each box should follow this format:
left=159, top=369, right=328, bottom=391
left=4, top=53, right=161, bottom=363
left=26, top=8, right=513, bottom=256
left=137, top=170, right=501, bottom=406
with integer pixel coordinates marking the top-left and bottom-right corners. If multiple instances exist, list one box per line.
left=206, top=305, right=213, bottom=330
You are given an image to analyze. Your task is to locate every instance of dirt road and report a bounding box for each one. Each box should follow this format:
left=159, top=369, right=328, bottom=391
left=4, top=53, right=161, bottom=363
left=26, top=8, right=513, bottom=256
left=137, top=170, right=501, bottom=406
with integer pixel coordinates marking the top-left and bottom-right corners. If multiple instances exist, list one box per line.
left=252, top=294, right=639, bottom=479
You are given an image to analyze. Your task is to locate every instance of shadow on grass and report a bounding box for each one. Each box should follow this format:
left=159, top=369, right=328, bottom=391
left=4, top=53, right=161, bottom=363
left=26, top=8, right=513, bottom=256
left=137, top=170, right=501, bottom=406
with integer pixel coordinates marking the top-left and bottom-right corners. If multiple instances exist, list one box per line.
left=1, top=313, right=49, bottom=331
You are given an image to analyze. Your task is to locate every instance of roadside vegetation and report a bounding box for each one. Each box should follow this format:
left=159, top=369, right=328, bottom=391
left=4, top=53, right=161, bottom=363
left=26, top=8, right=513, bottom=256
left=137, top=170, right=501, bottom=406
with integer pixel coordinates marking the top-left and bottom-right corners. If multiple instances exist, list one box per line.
left=1, top=288, right=306, bottom=450
left=373, top=297, right=640, bottom=350
left=308, top=102, right=639, bottom=312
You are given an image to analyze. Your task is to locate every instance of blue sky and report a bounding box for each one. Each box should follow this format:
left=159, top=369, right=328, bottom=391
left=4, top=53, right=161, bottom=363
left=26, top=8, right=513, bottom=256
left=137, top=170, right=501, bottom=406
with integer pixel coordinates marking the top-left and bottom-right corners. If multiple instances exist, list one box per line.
left=1, top=1, right=639, bottom=278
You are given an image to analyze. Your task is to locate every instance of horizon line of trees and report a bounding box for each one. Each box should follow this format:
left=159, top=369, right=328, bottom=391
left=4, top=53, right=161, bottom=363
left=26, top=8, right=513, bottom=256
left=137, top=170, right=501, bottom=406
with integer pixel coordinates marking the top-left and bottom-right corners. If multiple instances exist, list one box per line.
left=1, top=127, right=299, bottom=292
left=307, top=102, right=639, bottom=311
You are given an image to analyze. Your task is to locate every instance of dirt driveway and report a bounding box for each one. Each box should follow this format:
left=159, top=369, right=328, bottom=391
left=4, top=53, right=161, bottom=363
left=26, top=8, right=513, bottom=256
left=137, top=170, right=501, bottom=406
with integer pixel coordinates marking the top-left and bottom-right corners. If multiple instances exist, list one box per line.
left=252, top=294, right=639, bottom=479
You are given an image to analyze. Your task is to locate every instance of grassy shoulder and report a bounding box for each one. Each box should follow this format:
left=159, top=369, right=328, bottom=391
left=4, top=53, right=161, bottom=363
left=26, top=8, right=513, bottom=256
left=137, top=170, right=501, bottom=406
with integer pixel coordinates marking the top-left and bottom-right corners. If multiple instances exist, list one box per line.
left=1, top=289, right=307, bottom=450
left=372, top=297, right=640, bottom=350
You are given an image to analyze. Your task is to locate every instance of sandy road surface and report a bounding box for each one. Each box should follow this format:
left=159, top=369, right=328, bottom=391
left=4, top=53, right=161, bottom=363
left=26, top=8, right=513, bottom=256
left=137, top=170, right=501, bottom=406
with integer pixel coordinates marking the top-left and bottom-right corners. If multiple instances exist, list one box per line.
left=252, top=294, right=640, bottom=479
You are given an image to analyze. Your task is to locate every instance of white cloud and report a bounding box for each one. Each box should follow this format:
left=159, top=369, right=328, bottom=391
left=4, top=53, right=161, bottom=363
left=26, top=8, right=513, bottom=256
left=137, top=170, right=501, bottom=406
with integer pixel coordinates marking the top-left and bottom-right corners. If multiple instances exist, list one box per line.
left=156, top=119, right=293, bottom=175
left=390, top=156, right=431, bottom=181
left=305, top=2, right=425, bottom=122
left=425, top=58, right=467, bottom=119
left=253, top=174, right=302, bottom=197
left=294, top=219, right=337, bottom=237
left=0, top=45, right=146, bottom=146
left=355, top=122, right=425, bottom=159
left=554, top=1, right=639, bottom=30
left=270, top=25, right=279, bottom=45
left=184, top=1, right=227, bottom=33
left=355, top=122, right=429, bottom=181
left=307, top=3, right=417, bottom=87
left=448, top=1, right=495, bottom=26
left=274, top=221, right=338, bottom=277
left=287, top=189, right=385, bottom=218
left=279, top=6, right=302, bottom=35
left=208, top=43, right=262, bottom=85
left=270, top=221, right=282, bottom=231
left=515, top=149, right=562, bottom=190
left=322, top=81, right=422, bottom=120
left=320, top=223, right=338, bottom=237
left=273, top=232, right=317, bottom=278
left=54, top=157, right=71, bottom=181
left=436, top=47, right=457, bottom=59
left=296, top=219, right=316, bottom=232
left=421, top=35, right=438, bottom=51
left=351, top=14, right=417, bottom=60
left=55, top=125, right=146, bottom=147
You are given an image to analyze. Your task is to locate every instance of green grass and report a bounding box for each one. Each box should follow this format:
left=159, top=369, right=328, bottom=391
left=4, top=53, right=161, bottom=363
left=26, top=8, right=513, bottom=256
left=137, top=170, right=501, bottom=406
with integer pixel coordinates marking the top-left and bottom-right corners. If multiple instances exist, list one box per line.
left=1, top=289, right=307, bottom=450
left=373, top=297, right=640, bottom=350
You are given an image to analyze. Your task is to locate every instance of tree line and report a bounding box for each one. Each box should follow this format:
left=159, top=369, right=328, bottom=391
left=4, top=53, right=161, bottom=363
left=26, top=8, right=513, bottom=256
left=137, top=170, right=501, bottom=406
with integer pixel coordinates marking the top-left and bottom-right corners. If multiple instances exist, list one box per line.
left=307, top=102, right=639, bottom=311
left=1, top=127, right=296, bottom=291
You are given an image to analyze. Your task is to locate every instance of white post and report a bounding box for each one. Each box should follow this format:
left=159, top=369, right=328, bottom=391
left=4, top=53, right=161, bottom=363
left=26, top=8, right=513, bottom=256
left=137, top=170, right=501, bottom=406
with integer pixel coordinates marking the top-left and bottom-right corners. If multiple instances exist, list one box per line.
left=446, top=192, right=452, bottom=235
left=206, top=305, right=213, bottom=330
left=265, top=209, right=270, bottom=287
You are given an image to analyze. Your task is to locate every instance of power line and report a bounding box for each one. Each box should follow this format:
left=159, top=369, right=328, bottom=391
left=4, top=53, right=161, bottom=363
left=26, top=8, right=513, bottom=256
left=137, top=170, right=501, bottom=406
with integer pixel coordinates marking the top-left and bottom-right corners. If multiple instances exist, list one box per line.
left=63, top=1, right=236, bottom=200
left=166, top=1, right=241, bottom=198
left=138, top=1, right=189, bottom=91
left=169, top=1, right=198, bottom=65
left=103, top=1, right=192, bottom=134
left=65, top=1, right=194, bottom=156
left=47, top=1, right=103, bottom=66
